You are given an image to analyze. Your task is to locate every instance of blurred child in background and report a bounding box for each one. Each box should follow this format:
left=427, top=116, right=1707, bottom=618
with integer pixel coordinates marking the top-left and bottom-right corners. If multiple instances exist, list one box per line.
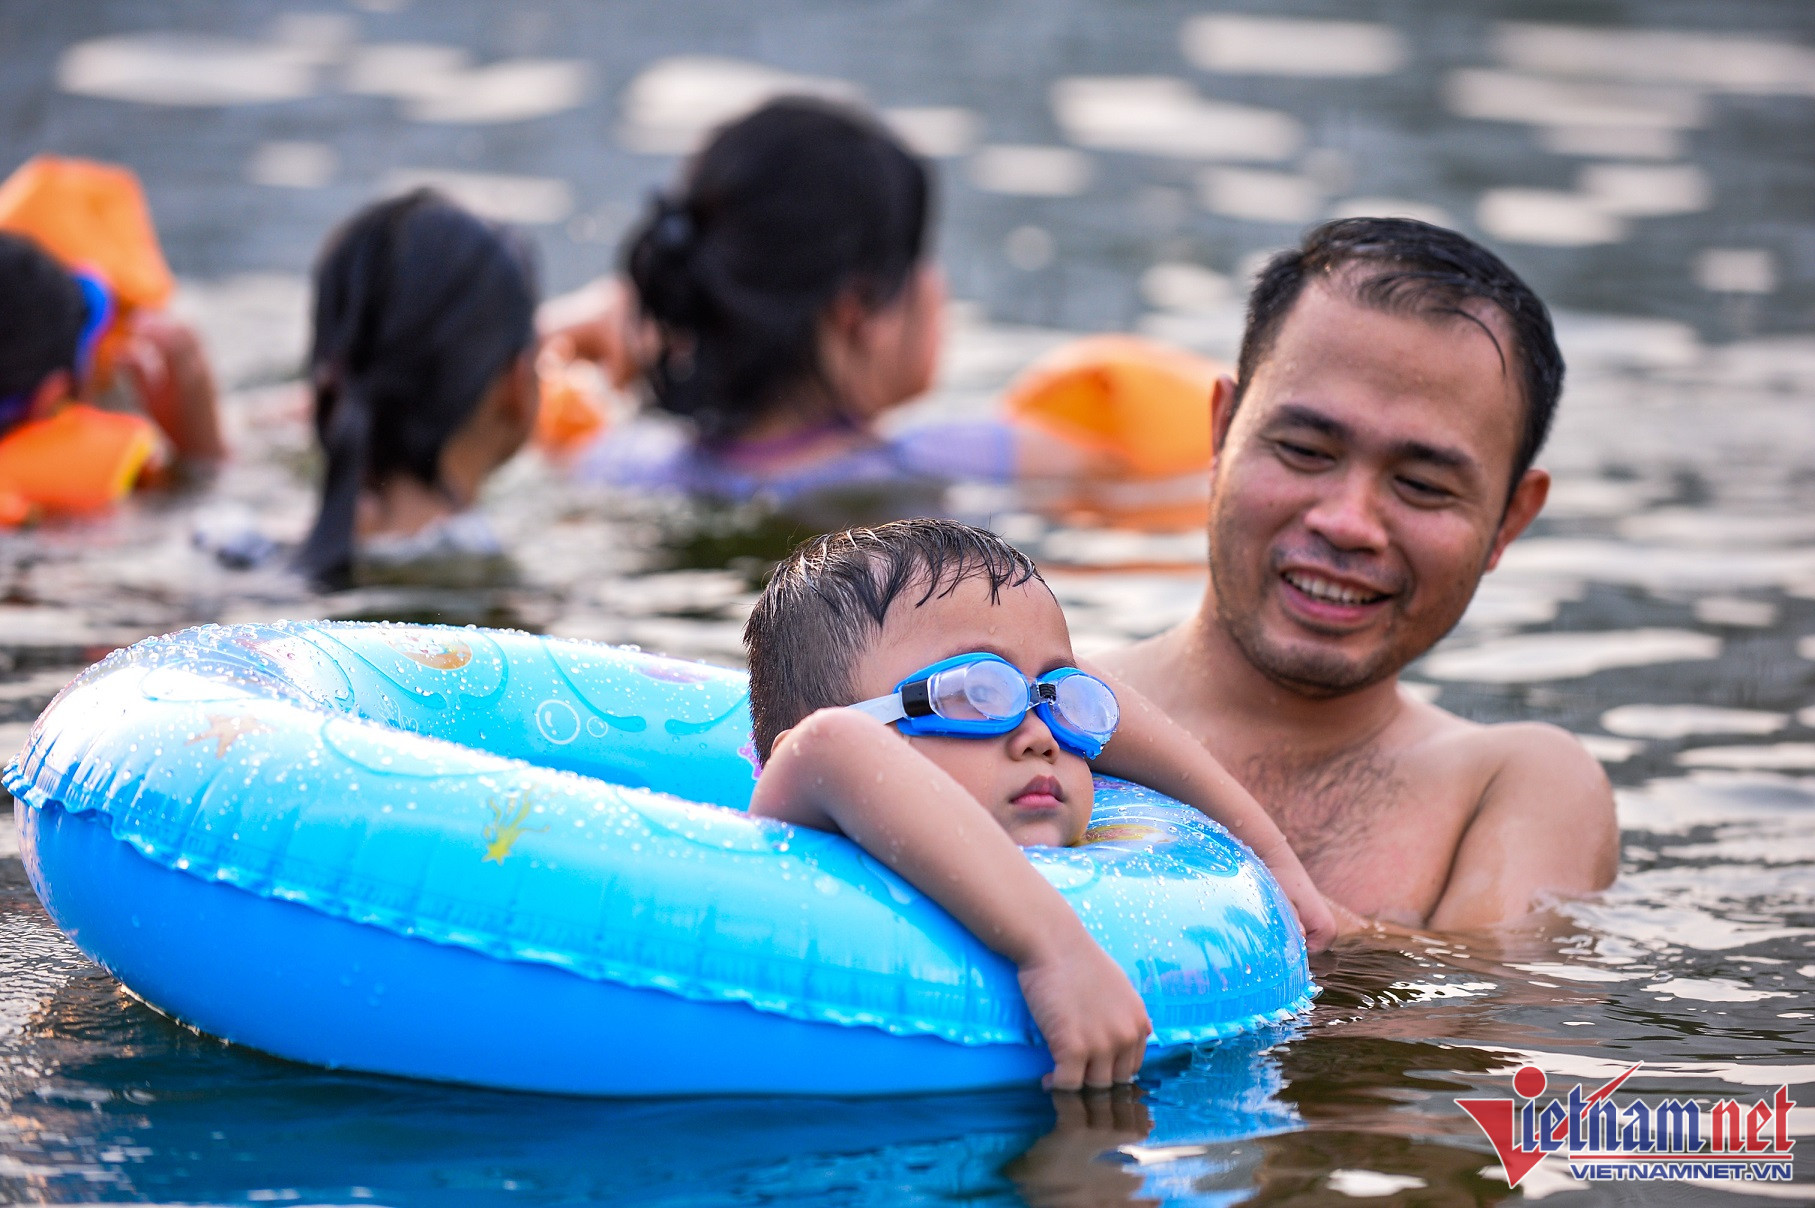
left=0, top=157, right=224, bottom=526
left=296, top=190, right=539, bottom=589
left=545, top=97, right=1115, bottom=504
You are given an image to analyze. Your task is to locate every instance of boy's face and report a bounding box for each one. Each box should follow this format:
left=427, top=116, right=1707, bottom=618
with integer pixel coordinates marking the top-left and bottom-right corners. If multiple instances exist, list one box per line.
left=847, top=574, right=1094, bottom=847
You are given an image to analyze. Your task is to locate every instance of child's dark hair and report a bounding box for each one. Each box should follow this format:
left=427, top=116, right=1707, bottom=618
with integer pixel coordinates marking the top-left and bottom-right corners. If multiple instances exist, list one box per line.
left=0, top=231, right=86, bottom=411
left=744, top=519, right=1043, bottom=760
left=297, top=190, right=538, bottom=588
left=624, top=97, right=930, bottom=446
left=1238, top=217, right=1563, bottom=498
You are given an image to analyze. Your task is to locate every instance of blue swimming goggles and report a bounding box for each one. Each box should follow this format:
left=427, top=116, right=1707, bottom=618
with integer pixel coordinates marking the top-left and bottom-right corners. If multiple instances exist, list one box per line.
left=848, top=652, right=1120, bottom=759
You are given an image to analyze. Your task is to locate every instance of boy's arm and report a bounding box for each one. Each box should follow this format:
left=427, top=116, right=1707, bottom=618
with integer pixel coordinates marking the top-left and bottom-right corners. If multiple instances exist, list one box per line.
left=750, top=708, right=1151, bottom=1090
left=1079, top=662, right=1337, bottom=953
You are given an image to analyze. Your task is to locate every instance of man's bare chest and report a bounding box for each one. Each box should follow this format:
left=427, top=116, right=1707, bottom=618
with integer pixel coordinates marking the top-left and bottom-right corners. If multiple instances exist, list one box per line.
left=1232, top=742, right=1481, bottom=923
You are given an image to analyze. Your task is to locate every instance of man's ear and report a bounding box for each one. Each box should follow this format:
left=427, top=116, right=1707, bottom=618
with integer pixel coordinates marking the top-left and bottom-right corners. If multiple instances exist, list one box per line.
left=1207, top=374, right=1239, bottom=482
left=1485, top=467, right=1549, bottom=571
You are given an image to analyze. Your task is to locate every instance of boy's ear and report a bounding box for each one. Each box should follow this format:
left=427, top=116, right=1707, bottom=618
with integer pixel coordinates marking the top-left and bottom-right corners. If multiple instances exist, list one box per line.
left=30, top=369, right=74, bottom=420
left=504, top=351, right=538, bottom=423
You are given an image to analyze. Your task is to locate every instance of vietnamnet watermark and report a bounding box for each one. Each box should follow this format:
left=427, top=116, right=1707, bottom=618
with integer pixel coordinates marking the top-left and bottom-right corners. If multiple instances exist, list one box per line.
left=1458, top=1063, right=1796, bottom=1187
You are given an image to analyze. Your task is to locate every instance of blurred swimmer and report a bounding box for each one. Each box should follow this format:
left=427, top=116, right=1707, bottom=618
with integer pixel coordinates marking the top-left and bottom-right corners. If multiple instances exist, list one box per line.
left=297, top=190, right=539, bottom=589
left=0, top=157, right=225, bottom=525
left=546, top=97, right=1109, bottom=502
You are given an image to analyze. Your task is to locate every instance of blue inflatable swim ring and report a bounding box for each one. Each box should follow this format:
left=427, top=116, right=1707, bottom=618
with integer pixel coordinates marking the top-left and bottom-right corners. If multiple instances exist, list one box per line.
left=6, top=622, right=1313, bottom=1096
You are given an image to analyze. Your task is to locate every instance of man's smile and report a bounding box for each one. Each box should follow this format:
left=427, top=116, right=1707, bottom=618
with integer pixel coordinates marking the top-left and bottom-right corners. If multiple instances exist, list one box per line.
left=1280, top=568, right=1392, bottom=607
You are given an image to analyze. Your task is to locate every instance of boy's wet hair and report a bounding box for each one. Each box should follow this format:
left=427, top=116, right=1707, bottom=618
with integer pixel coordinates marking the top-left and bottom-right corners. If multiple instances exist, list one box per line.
left=0, top=231, right=86, bottom=414
left=624, top=96, right=930, bottom=445
left=297, top=189, right=538, bottom=589
left=745, top=519, right=1043, bottom=761
left=1237, top=217, right=1564, bottom=498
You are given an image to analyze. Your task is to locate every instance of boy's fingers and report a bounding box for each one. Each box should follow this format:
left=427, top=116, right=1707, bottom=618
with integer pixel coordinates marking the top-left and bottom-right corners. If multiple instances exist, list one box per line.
left=1046, top=1050, right=1085, bottom=1092
left=1113, top=1039, right=1145, bottom=1084
left=1082, top=1051, right=1118, bottom=1090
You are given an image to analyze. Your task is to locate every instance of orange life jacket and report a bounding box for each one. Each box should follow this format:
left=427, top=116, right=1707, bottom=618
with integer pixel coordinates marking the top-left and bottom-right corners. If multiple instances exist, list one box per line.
left=1002, top=334, right=1229, bottom=480
left=0, top=154, right=175, bottom=387
left=0, top=156, right=173, bottom=523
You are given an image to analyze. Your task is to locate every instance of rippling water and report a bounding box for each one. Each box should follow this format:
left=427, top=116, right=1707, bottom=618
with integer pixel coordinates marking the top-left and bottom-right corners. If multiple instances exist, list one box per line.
left=4, top=1, right=1814, bottom=1203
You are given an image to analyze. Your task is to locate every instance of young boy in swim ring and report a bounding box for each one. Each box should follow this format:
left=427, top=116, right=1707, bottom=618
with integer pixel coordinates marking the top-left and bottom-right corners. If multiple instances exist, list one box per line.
left=744, top=519, right=1333, bottom=1090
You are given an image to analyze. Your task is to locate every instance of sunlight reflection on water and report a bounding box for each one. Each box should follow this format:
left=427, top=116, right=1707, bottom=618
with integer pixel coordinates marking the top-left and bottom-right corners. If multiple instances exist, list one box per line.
left=4, top=0, right=1815, bottom=1203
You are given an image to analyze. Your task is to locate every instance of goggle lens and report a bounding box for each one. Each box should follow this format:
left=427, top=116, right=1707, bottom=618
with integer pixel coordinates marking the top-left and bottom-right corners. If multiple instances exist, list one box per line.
left=853, top=653, right=1120, bottom=759
left=926, top=659, right=1026, bottom=722
left=1052, top=673, right=1118, bottom=740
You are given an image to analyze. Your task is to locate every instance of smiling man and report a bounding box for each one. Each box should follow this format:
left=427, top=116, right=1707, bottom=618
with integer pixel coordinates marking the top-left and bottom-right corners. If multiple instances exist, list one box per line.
left=1098, top=218, right=1616, bottom=933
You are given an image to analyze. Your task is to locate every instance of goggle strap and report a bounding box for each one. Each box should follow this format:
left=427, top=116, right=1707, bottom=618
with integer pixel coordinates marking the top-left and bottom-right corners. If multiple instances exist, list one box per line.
left=847, top=696, right=908, bottom=725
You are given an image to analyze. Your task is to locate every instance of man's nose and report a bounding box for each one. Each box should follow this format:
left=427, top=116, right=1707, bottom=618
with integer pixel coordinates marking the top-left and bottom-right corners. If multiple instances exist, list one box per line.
left=1303, top=470, right=1389, bottom=552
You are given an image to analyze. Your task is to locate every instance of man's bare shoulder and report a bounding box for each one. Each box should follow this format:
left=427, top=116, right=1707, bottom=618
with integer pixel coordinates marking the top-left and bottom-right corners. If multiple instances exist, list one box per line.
left=1407, top=704, right=1609, bottom=800
left=1091, top=632, right=1167, bottom=683
left=1411, top=704, right=1618, bottom=927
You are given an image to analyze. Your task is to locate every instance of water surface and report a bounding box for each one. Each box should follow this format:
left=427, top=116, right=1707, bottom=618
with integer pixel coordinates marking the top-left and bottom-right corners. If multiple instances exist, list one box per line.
left=3, top=1, right=1813, bottom=1202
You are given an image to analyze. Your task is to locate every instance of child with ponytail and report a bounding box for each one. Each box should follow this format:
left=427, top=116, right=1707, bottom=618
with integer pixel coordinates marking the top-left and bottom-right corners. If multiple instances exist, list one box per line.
left=298, top=191, right=540, bottom=589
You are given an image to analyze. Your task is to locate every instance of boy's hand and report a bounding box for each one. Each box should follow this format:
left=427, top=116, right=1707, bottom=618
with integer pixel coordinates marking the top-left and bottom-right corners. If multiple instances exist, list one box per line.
left=1016, top=930, right=1152, bottom=1091
left=751, top=708, right=1153, bottom=1090
left=1254, top=835, right=1337, bottom=954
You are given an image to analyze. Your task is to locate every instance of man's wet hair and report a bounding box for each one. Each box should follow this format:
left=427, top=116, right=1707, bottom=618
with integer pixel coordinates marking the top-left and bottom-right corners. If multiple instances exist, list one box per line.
left=0, top=231, right=86, bottom=411
left=745, top=518, right=1043, bottom=761
left=1236, top=217, right=1564, bottom=494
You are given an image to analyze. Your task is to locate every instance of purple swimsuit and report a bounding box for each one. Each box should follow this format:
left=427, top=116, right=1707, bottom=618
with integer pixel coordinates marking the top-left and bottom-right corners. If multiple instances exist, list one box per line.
left=573, top=419, right=1016, bottom=501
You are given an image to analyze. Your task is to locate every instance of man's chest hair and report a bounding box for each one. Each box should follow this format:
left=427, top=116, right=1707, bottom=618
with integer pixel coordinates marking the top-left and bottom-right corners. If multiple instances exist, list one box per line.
left=1239, top=742, right=1427, bottom=872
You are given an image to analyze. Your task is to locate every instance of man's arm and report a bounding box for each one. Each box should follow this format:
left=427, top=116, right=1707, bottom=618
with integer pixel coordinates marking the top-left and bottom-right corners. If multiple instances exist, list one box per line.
left=1081, top=663, right=1336, bottom=951
left=1425, top=723, right=1617, bottom=932
left=750, top=708, right=1151, bottom=1090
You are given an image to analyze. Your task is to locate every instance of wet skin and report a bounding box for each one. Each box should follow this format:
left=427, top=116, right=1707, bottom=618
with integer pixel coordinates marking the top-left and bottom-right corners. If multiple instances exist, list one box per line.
left=750, top=577, right=1148, bottom=1088
left=842, top=576, right=1096, bottom=848
left=1099, top=279, right=1617, bottom=931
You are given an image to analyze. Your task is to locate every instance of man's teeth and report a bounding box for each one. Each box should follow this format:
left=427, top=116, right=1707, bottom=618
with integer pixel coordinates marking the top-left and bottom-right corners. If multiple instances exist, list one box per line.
left=1285, top=571, right=1381, bottom=605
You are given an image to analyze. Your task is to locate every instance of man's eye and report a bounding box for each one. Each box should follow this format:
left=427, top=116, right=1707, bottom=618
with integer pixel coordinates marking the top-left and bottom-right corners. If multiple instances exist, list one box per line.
left=1397, top=475, right=1451, bottom=501
left=1274, top=440, right=1330, bottom=464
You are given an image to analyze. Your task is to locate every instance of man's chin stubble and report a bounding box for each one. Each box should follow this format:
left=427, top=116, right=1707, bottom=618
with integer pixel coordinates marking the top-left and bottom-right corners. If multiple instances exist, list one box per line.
left=1216, top=601, right=1401, bottom=699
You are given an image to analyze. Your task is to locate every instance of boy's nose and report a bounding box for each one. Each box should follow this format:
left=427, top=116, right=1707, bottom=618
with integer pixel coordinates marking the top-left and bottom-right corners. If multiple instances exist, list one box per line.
left=1009, top=711, right=1060, bottom=760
